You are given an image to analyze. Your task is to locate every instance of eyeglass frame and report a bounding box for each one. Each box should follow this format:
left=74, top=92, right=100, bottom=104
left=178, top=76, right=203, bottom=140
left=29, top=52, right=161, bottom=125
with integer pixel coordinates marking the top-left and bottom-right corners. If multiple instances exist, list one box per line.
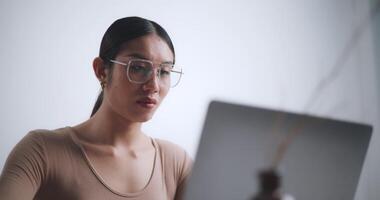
left=109, top=58, right=184, bottom=88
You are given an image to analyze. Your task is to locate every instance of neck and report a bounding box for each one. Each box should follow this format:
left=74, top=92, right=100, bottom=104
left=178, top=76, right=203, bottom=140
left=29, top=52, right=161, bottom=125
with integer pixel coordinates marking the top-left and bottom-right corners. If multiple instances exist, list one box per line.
left=75, top=102, right=147, bottom=148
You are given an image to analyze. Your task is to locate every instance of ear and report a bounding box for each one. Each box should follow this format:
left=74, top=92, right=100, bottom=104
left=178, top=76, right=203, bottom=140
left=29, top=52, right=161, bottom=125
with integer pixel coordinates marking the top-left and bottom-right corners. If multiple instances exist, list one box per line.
left=93, top=57, right=107, bottom=80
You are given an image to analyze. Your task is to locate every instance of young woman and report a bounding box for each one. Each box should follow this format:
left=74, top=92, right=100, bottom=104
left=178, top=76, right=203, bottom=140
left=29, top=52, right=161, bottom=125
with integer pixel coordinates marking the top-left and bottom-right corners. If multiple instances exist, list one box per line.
left=0, top=16, right=192, bottom=200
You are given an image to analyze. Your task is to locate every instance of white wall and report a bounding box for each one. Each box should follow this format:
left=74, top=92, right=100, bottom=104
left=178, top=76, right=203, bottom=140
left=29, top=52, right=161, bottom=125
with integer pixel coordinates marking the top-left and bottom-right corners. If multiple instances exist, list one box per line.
left=0, top=0, right=379, bottom=199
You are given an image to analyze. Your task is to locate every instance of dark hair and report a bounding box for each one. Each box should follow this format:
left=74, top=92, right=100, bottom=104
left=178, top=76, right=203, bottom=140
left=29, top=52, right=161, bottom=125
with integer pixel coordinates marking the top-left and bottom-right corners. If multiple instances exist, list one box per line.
left=90, top=16, right=175, bottom=117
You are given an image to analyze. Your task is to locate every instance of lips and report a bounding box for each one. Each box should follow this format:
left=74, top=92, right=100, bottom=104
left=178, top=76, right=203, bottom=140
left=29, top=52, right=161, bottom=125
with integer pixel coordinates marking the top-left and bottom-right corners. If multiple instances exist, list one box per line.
left=136, top=97, right=157, bottom=109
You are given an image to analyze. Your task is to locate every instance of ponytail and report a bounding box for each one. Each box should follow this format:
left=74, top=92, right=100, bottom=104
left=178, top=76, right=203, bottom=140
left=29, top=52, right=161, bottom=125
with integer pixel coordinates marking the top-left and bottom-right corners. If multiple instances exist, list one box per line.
left=90, top=90, right=104, bottom=117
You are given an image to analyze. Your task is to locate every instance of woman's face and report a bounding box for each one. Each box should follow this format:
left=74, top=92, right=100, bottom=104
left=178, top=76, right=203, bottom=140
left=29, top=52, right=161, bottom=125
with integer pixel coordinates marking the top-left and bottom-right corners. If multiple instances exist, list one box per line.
left=104, top=34, right=174, bottom=123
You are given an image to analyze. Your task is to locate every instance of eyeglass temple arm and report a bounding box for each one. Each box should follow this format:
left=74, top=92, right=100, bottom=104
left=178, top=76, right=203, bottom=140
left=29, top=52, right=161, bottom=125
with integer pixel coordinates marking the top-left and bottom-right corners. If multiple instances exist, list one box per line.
left=109, top=60, right=127, bottom=65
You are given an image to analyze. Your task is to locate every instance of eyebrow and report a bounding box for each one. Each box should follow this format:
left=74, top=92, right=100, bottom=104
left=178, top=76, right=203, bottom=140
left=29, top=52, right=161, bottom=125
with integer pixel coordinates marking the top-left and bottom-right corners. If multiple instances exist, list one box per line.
left=123, top=53, right=174, bottom=65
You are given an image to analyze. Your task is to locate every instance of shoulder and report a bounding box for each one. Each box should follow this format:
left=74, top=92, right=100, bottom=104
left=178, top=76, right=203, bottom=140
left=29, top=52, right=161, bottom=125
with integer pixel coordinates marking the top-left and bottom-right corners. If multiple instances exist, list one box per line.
left=154, top=138, right=187, bottom=154
left=154, top=138, right=192, bottom=163
left=24, top=126, right=73, bottom=146
left=154, top=138, right=193, bottom=182
left=0, top=129, right=61, bottom=188
left=28, top=126, right=71, bottom=138
left=12, top=126, right=79, bottom=170
left=0, top=127, right=76, bottom=198
left=9, top=127, right=73, bottom=158
left=9, top=128, right=56, bottom=156
left=154, top=139, right=193, bottom=199
left=15, top=127, right=77, bottom=162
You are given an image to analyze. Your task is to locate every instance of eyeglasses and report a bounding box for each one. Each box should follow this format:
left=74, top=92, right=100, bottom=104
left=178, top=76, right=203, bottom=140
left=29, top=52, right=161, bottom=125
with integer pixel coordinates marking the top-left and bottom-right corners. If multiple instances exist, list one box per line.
left=110, top=58, right=183, bottom=88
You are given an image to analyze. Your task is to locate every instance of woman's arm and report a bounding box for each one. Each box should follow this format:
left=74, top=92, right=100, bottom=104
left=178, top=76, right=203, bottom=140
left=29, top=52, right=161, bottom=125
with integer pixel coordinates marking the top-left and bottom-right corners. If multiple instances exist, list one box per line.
left=0, top=131, right=47, bottom=200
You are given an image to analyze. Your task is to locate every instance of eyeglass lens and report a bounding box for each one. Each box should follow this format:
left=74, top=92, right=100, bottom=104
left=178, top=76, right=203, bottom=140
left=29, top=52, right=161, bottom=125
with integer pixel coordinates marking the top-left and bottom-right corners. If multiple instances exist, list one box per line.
left=127, top=60, right=182, bottom=88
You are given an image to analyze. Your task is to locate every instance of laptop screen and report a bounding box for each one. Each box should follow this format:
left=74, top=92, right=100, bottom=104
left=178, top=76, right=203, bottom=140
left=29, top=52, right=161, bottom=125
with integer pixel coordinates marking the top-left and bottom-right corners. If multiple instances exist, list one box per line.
left=184, top=101, right=372, bottom=200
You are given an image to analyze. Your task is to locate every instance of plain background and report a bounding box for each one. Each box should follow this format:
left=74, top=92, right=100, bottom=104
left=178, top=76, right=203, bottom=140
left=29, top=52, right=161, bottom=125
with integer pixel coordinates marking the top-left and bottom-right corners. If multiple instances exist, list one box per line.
left=0, top=0, right=379, bottom=199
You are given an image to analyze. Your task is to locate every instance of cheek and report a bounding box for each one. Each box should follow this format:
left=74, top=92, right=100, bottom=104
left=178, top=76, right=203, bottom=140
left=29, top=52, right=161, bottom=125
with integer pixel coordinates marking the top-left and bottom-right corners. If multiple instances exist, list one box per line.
left=111, top=67, right=135, bottom=91
left=159, top=86, right=169, bottom=101
left=108, top=71, right=136, bottom=104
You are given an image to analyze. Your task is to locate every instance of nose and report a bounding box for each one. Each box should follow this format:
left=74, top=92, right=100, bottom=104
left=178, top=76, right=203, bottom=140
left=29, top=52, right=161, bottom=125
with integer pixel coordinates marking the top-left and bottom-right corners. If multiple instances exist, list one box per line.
left=142, top=69, right=160, bottom=93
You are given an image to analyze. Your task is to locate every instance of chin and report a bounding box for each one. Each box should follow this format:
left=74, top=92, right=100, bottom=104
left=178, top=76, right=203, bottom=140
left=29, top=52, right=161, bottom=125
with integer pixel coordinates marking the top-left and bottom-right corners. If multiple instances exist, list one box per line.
left=136, top=115, right=153, bottom=122
left=134, top=108, right=158, bottom=122
left=113, top=108, right=154, bottom=123
left=131, top=111, right=156, bottom=122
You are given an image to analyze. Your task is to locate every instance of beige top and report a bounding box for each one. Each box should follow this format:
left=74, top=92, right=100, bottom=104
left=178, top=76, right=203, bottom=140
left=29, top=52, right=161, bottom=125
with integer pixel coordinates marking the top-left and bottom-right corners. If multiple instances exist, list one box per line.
left=0, top=127, right=192, bottom=200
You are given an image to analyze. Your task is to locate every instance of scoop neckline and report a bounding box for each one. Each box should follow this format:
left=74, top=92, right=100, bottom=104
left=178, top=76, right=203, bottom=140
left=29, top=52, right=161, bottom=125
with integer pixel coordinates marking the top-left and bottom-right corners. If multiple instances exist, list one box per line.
left=66, top=126, right=158, bottom=198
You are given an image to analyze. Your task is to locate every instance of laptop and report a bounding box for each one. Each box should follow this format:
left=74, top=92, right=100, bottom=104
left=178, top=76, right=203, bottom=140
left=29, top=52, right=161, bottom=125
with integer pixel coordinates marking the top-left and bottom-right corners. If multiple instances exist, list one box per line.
left=183, top=101, right=372, bottom=200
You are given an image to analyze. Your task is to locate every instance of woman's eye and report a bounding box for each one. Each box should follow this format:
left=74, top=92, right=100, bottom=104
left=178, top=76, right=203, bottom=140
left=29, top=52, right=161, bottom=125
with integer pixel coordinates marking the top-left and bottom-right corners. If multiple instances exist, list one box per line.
left=130, top=65, right=146, bottom=73
left=160, top=69, right=171, bottom=76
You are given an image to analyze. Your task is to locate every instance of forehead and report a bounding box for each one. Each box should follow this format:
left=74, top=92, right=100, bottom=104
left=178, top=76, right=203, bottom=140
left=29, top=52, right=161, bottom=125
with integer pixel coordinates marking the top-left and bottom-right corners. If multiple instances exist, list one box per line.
left=116, top=34, right=174, bottom=63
